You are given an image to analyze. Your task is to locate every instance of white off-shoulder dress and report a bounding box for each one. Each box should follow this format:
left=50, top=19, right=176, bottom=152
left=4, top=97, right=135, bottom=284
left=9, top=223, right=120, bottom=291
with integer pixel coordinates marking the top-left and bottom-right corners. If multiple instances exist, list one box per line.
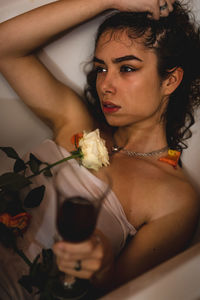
left=0, top=139, right=137, bottom=299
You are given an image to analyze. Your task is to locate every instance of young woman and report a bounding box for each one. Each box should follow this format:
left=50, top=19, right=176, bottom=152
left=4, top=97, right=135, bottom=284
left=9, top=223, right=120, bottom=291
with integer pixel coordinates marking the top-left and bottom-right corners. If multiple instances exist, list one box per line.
left=0, top=0, right=200, bottom=297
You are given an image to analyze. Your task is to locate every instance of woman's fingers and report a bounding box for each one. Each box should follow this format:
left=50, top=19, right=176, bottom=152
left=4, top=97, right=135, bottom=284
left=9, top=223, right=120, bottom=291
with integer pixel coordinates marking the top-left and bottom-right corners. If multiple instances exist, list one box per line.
left=149, top=0, right=161, bottom=20
left=159, top=1, right=169, bottom=17
left=53, top=235, right=102, bottom=260
left=57, top=256, right=102, bottom=278
left=166, top=0, right=174, bottom=12
left=114, top=0, right=175, bottom=20
left=55, top=253, right=103, bottom=279
left=58, top=266, right=93, bottom=279
left=59, top=257, right=102, bottom=272
left=159, top=0, right=174, bottom=17
left=145, top=0, right=175, bottom=20
left=53, top=234, right=104, bottom=279
left=53, top=231, right=113, bottom=280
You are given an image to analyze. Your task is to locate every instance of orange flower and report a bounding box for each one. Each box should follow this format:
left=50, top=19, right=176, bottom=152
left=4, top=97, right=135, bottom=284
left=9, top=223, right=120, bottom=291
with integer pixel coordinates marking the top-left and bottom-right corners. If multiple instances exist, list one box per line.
left=0, top=212, right=31, bottom=236
left=158, top=149, right=181, bottom=168
left=71, top=132, right=83, bottom=148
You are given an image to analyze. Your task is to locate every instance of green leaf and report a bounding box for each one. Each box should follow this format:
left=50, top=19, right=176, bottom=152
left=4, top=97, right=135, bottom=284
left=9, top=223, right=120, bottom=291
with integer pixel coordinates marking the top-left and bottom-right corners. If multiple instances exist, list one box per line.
left=29, top=153, right=42, bottom=174
left=0, top=191, right=22, bottom=215
left=30, top=260, right=47, bottom=289
left=0, top=202, right=7, bottom=214
left=0, top=223, right=16, bottom=249
left=43, top=168, right=52, bottom=177
left=18, top=248, right=61, bottom=299
left=30, top=254, right=40, bottom=276
left=0, top=192, right=7, bottom=214
left=42, top=249, right=54, bottom=273
left=18, top=275, right=33, bottom=294
left=0, top=146, right=20, bottom=159
left=14, top=158, right=26, bottom=173
left=0, top=172, right=31, bottom=191
left=24, top=185, right=45, bottom=208
left=42, top=249, right=53, bottom=263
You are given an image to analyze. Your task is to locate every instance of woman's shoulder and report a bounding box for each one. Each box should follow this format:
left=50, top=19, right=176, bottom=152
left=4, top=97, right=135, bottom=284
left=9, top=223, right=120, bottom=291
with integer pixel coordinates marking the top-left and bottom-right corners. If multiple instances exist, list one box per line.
left=150, top=162, right=200, bottom=223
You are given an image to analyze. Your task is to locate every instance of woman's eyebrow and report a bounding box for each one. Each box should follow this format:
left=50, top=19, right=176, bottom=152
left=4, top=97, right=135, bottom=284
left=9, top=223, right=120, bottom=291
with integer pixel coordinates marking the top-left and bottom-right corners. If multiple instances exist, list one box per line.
left=114, top=55, right=143, bottom=63
left=93, top=55, right=143, bottom=64
left=93, top=57, right=105, bottom=64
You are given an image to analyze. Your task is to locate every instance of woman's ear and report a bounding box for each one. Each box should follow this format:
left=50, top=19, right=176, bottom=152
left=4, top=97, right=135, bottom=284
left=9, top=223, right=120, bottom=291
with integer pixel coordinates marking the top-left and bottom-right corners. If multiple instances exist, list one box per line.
left=163, top=67, right=184, bottom=95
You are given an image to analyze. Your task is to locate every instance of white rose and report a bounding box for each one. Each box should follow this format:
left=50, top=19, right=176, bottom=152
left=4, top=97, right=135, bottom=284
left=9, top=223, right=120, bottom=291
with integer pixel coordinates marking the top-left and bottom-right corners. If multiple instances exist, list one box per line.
left=79, top=129, right=109, bottom=171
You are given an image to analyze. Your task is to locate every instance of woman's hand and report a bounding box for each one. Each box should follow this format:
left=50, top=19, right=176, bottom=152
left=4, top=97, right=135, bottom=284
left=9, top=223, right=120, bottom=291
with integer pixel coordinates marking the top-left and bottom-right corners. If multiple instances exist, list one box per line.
left=53, top=230, right=113, bottom=280
left=112, top=0, right=175, bottom=19
left=159, top=0, right=175, bottom=17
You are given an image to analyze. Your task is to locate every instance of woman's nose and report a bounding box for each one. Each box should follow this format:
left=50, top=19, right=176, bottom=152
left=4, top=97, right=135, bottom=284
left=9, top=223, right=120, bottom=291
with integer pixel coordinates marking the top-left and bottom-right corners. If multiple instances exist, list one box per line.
left=100, top=71, right=116, bottom=95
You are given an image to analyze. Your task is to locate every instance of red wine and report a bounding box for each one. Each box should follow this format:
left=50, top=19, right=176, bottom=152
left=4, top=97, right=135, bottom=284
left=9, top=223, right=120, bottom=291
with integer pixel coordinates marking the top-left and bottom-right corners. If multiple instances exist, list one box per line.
left=57, top=196, right=97, bottom=242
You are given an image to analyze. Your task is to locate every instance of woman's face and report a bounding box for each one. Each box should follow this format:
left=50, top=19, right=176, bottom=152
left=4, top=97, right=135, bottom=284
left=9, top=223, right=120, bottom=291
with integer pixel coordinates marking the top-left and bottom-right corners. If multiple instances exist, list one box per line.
left=94, top=30, right=168, bottom=129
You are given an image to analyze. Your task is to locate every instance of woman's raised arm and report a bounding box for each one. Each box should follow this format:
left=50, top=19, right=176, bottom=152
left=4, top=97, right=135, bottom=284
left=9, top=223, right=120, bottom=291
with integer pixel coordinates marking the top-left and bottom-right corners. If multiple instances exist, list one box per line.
left=0, top=0, right=112, bottom=142
left=0, top=0, right=174, bottom=144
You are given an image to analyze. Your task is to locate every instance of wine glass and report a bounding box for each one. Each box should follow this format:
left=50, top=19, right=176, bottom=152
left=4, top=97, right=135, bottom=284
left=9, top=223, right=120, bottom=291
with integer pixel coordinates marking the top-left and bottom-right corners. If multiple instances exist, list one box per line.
left=54, top=173, right=111, bottom=300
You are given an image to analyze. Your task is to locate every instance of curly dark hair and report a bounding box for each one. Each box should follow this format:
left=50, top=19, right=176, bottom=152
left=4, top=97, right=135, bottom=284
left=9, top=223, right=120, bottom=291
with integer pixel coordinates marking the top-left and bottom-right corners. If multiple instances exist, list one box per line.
left=84, top=1, right=200, bottom=151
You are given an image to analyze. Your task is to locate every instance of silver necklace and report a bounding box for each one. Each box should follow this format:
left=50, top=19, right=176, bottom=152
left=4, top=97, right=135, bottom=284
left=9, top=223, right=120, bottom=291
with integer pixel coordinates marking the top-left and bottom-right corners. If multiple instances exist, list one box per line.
left=111, top=145, right=168, bottom=157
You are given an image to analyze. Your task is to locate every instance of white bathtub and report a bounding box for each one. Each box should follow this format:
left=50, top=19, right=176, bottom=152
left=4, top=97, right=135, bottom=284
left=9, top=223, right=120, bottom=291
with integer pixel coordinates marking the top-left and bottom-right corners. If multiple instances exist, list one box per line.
left=1, top=1, right=200, bottom=299
left=100, top=242, right=200, bottom=300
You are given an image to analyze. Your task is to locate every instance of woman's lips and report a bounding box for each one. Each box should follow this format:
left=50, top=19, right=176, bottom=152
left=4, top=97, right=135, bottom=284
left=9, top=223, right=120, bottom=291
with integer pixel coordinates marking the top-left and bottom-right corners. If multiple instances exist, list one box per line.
left=102, top=101, right=121, bottom=113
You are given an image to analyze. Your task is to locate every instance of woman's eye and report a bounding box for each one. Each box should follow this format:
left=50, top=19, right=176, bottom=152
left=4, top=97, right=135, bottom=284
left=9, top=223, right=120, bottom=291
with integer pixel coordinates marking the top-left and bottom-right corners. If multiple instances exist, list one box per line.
left=94, top=66, right=107, bottom=73
left=120, top=65, right=136, bottom=73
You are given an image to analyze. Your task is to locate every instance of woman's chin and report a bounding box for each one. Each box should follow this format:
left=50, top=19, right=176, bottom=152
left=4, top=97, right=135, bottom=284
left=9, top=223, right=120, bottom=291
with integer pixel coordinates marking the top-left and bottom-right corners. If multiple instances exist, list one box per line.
left=105, top=117, right=129, bottom=128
